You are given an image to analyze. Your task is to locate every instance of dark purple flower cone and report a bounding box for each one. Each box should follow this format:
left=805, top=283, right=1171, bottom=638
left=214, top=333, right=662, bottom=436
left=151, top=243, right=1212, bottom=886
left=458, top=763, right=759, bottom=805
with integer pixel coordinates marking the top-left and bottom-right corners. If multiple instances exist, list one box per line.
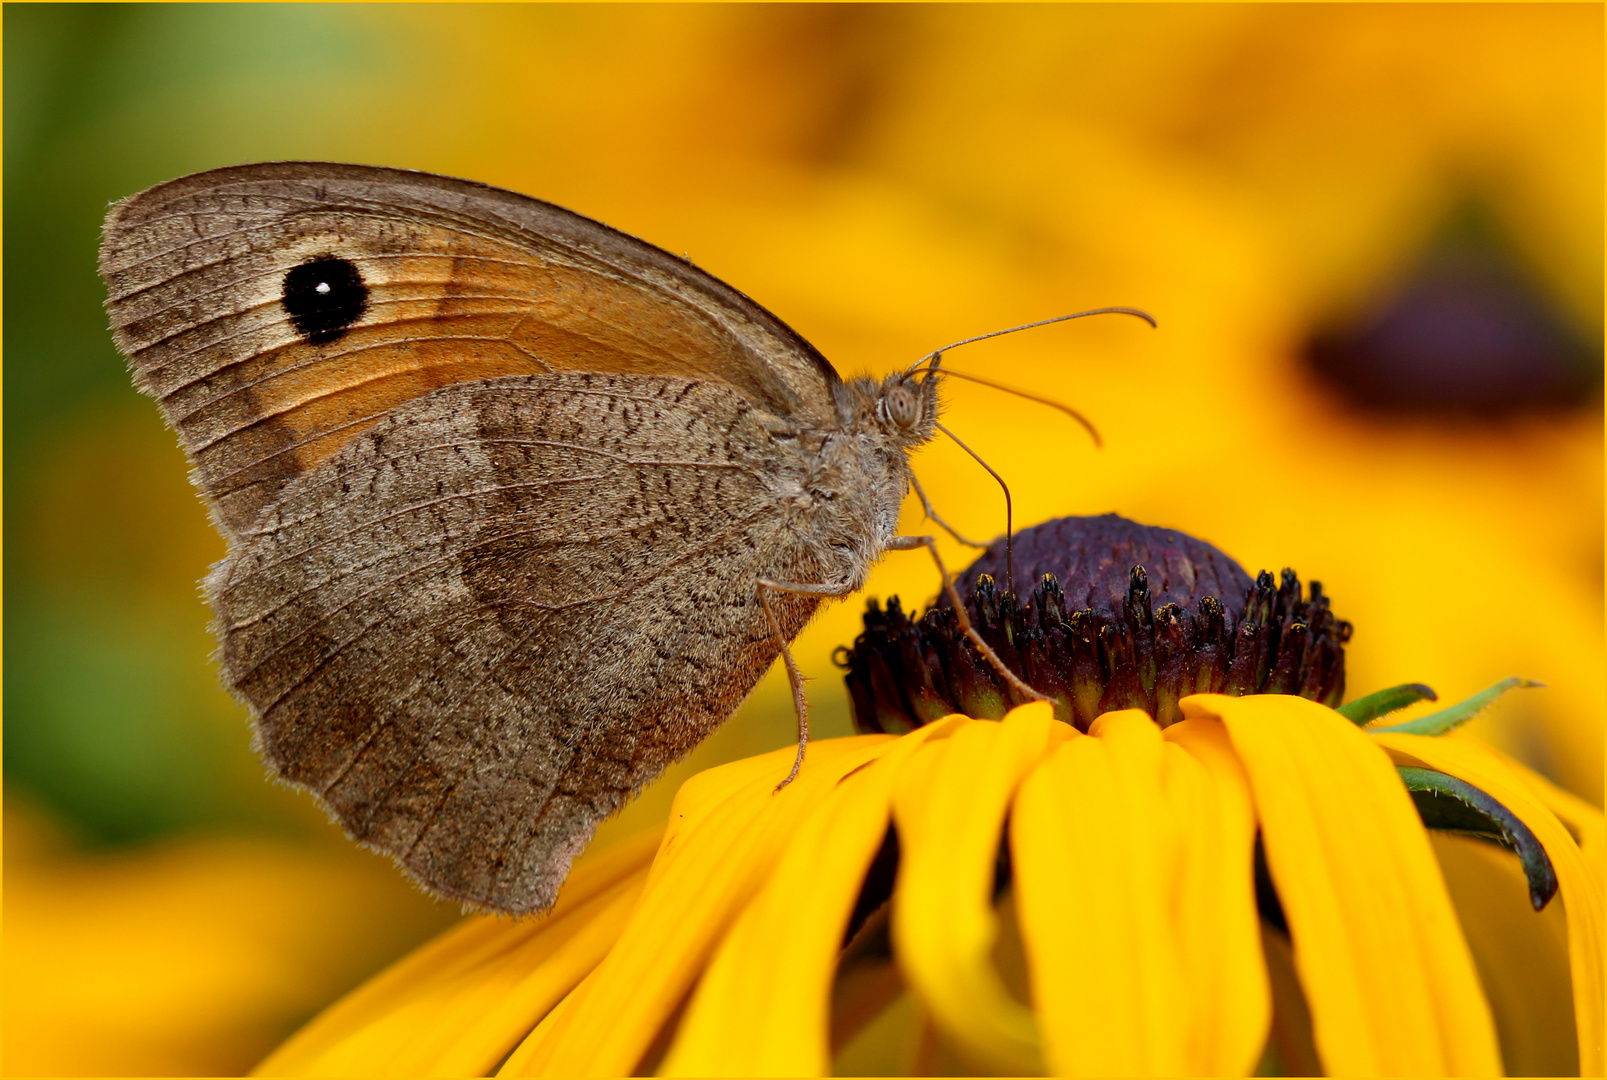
left=952, top=513, right=1254, bottom=616
left=839, top=514, right=1351, bottom=733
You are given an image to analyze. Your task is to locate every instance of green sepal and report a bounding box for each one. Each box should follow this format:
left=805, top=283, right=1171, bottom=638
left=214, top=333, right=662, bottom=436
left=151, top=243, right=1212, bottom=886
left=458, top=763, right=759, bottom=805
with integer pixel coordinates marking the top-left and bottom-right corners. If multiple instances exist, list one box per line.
left=1398, top=765, right=1557, bottom=910
left=1337, top=682, right=1437, bottom=725
left=1371, top=677, right=1542, bottom=736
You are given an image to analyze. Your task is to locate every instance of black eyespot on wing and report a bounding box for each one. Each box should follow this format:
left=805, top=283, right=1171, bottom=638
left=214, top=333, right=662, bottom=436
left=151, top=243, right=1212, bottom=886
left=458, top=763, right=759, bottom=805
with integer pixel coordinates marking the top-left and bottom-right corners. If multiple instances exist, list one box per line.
left=283, top=257, right=368, bottom=345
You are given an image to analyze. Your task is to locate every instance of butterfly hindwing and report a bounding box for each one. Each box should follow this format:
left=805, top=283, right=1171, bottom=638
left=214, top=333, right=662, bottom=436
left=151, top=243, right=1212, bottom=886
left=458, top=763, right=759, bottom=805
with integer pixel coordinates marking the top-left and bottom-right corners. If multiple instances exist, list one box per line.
left=216, top=372, right=822, bottom=912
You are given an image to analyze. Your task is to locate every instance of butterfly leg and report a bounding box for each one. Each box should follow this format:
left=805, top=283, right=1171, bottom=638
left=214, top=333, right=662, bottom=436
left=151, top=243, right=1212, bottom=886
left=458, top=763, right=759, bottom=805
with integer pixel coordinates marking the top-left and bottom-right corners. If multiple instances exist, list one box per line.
left=887, top=534, right=1050, bottom=707
left=757, top=577, right=856, bottom=791
left=911, top=473, right=990, bottom=549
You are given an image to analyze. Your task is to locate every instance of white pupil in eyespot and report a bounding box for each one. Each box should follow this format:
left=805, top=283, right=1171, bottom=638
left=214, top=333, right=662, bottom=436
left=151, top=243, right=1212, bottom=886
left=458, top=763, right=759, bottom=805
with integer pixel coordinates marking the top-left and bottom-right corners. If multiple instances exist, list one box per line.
left=315, top=282, right=332, bottom=294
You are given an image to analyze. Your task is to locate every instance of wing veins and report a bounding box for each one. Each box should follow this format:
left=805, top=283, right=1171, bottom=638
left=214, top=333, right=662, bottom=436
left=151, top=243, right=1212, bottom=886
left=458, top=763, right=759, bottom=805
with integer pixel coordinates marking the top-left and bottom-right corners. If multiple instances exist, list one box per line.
left=340, top=509, right=774, bottom=864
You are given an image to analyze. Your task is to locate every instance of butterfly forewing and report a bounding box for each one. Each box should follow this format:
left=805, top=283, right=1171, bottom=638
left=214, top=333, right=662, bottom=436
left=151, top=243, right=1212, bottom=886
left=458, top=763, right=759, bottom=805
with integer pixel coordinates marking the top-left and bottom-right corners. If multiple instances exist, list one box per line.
left=100, top=162, right=840, bottom=537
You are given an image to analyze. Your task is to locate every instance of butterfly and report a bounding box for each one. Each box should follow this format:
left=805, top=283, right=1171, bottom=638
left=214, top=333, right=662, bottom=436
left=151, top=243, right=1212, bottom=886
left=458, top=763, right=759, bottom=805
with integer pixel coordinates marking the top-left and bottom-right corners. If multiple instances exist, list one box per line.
left=98, top=161, right=1050, bottom=914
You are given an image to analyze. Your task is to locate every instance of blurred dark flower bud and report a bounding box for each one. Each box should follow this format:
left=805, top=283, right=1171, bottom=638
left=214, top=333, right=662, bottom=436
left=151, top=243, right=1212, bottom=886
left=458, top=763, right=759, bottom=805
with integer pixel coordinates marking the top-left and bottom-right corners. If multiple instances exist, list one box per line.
left=1306, top=199, right=1600, bottom=415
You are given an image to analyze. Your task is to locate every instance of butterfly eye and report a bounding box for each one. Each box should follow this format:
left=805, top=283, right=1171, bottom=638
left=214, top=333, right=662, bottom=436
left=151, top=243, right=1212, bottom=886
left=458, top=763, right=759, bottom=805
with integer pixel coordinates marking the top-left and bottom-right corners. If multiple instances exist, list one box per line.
left=884, top=384, right=921, bottom=430
left=283, top=256, right=368, bottom=345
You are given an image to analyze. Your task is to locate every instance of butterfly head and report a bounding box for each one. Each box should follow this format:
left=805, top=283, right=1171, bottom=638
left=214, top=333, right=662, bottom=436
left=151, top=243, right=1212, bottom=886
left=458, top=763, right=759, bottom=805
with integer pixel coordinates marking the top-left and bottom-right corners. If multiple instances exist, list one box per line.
left=873, top=368, right=941, bottom=447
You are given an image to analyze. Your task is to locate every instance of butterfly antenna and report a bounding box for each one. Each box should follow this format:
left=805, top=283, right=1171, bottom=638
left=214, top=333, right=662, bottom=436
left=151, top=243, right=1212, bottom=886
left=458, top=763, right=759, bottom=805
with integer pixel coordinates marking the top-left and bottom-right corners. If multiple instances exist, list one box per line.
left=937, top=368, right=1103, bottom=448
left=935, top=421, right=1016, bottom=596
left=905, top=306, right=1157, bottom=376
left=914, top=306, right=1155, bottom=596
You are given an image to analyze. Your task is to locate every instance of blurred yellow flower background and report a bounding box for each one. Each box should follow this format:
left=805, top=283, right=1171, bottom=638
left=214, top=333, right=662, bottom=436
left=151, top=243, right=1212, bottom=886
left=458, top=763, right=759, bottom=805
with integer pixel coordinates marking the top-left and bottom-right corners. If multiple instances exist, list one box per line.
left=4, top=4, right=1599, bottom=1075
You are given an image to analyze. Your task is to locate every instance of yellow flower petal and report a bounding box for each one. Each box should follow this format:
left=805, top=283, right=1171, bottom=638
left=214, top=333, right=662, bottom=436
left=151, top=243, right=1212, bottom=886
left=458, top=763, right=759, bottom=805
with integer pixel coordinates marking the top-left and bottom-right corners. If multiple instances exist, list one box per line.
left=323, top=874, right=647, bottom=1078
left=1432, top=832, right=1579, bottom=1077
left=1183, top=693, right=1501, bottom=1076
left=504, top=735, right=896, bottom=1077
left=496, top=967, right=591, bottom=1076
left=1374, top=731, right=1605, bottom=1077
left=1162, top=718, right=1271, bottom=1077
left=1488, top=749, right=1606, bottom=888
left=662, top=716, right=969, bottom=1077
left=1012, top=709, right=1189, bottom=1076
left=892, top=702, right=1057, bottom=1075
left=256, top=828, right=662, bottom=1077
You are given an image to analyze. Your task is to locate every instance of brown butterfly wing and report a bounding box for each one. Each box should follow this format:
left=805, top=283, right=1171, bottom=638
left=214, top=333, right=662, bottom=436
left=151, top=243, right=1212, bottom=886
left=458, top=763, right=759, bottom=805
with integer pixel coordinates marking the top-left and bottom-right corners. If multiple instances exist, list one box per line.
left=99, top=161, right=840, bottom=538
left=218, top=372, right=823, bottom=913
